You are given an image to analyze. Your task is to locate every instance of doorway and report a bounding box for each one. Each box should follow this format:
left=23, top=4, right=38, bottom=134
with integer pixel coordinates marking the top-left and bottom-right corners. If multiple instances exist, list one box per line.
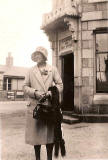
left=62, top=53, right=74, bottom=111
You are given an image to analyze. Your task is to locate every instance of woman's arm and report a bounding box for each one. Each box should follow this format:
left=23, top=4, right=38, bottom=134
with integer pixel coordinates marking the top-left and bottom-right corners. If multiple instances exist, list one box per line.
left=23, top=69, right=36, bottom=98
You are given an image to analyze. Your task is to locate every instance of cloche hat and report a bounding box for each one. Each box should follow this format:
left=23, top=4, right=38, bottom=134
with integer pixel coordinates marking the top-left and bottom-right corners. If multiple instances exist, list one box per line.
left=31, top=46, right=48, bottom=62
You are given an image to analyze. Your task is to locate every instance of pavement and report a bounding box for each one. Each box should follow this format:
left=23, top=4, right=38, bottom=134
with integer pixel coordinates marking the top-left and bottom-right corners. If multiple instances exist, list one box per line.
left=1, top=101, right=108, bottom=160
left=0, top=101, right=27, bottom=115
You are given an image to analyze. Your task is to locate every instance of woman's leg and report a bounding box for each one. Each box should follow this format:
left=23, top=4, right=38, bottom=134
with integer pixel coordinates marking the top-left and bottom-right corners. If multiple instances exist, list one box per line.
left=46, top=143, right=54, bottom=160
left=34, top=145, right=41, bottom=160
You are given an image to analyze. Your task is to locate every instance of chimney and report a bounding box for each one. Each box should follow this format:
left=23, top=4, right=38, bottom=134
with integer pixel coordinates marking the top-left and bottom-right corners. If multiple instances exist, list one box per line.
left=52, top=0, right=64, bottom=10
left=6, top=52, right=13, bottom=67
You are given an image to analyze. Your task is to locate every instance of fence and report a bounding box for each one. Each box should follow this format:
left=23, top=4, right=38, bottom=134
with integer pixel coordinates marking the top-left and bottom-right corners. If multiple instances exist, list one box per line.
left=0, top=90, right=26, bottom=101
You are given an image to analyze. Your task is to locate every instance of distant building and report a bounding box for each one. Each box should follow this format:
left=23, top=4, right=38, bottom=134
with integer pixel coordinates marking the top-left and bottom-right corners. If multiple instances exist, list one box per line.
left=42, top=0, right=108, bottom=114
left=0, top=53, right=29, bottom=101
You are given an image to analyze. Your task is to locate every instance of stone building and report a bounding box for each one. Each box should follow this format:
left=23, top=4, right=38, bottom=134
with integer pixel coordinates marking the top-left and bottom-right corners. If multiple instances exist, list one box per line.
left=0, top=53, right=29, bottom=101
left=42, top=0, right=108, bottom=113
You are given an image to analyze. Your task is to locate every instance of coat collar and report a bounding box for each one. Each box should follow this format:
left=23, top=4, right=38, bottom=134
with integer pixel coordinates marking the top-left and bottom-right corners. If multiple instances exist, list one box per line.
left=33, top=65, right=46, bottom=91
left=43, top=64, right=52, bottom=83
left=32, top=64, right=52, bottom=92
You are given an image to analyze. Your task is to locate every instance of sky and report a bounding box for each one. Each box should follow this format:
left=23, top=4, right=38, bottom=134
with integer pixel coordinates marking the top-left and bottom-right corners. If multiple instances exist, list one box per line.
left=0, top=0, right=52, bottom=67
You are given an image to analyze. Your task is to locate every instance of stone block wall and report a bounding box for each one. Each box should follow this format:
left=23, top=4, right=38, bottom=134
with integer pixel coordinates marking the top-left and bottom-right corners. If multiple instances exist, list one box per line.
left=81, top=23, right=94, bottom=112
left=43, top=0, right=108, bottom=114
left=79, top=0, right=108, bottom=113
left=0, top=91, right=7, bottom=101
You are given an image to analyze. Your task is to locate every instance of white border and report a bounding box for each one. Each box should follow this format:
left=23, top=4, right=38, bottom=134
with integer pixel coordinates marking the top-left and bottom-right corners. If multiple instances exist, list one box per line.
left=88, top=0, right=108, bottom=2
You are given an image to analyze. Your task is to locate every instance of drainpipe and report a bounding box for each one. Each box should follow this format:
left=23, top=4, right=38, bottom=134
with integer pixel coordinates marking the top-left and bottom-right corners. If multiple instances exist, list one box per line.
left=80, top=0, right=83, bottom=114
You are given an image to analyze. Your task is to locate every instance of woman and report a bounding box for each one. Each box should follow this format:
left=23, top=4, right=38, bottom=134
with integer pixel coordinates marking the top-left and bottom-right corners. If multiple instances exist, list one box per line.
left=23, top=46, right=63, bottom=160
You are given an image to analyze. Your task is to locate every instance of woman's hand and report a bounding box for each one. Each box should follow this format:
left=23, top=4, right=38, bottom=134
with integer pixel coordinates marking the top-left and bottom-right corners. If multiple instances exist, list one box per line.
left=34, top=91, right=42, bottom=100
left=46, top=91, right=52, bottom=97
left=34, top=90, right=51, bottom=101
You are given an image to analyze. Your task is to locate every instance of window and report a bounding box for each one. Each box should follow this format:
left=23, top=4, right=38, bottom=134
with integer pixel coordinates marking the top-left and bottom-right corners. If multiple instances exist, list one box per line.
left=8, top=78, right=11, bottom=90
left=3, top=78, right=7, bottom=90
left=3, top=77, right=12, bottom=91
left=95, top=28, right=108, bottom=93
left=0, top=80, right=3, bottom=90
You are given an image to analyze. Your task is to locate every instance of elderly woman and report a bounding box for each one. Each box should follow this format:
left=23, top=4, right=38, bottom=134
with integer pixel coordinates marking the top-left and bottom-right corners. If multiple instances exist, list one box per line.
left=23, top=46, right=63, bottom=160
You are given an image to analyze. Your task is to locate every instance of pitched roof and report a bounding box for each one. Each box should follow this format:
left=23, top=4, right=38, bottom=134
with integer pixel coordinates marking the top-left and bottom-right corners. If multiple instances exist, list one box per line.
left=0, top=65, right=7, bottom=73
left=0, top=65, right=29, bottom=78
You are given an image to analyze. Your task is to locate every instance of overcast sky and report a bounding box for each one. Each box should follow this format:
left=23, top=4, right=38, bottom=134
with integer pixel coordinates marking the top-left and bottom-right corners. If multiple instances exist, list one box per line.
left=0, top=0, right=52, bottom=67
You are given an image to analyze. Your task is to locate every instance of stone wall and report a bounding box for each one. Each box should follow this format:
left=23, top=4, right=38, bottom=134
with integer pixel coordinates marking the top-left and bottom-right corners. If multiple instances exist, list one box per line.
left=42, top=0, right=108, bottom=114
left=80, top=0, right=108, bottom=113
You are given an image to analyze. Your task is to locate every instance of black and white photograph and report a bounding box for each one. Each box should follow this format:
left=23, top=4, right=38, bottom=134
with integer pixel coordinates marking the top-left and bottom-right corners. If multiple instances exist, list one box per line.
left=0, top=0, right=108, bottom=160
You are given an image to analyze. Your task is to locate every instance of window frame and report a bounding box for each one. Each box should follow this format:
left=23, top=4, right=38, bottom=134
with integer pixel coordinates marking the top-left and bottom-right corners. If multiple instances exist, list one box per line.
left=94, top=28, right=108, bottom=93
left=3, top=77, right=12, bottom=91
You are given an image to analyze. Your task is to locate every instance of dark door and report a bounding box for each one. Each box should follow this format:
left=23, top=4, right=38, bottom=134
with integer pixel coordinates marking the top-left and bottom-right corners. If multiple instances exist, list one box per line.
left=62, top=53, right=74, bottom=111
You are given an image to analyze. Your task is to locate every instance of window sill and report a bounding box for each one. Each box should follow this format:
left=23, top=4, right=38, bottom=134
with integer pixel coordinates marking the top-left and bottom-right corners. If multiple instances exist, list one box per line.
left=93, top=94, right=108, bottom=104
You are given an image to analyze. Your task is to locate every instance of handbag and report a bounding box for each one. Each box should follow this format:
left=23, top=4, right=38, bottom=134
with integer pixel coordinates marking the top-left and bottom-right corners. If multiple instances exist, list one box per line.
left=33, top=104, right=56, bottom=122
left=33, top=94, right=56, bottom=122
left=33, top=86, right=63, bottom=123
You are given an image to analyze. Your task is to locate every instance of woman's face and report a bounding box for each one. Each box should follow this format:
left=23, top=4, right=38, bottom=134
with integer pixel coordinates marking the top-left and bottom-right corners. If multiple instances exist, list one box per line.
left=34, top=52, right=46, bottom=64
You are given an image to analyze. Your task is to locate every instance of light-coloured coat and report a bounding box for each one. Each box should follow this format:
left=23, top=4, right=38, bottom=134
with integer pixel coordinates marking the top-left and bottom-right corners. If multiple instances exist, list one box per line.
left=23, top=64, right=63, bottom=145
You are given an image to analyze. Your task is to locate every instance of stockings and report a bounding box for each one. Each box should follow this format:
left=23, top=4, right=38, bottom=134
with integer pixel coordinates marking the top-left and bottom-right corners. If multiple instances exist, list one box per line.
left=34, top=143, right=54, bottom=160
left=34, top=145, right=41, bottom=160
